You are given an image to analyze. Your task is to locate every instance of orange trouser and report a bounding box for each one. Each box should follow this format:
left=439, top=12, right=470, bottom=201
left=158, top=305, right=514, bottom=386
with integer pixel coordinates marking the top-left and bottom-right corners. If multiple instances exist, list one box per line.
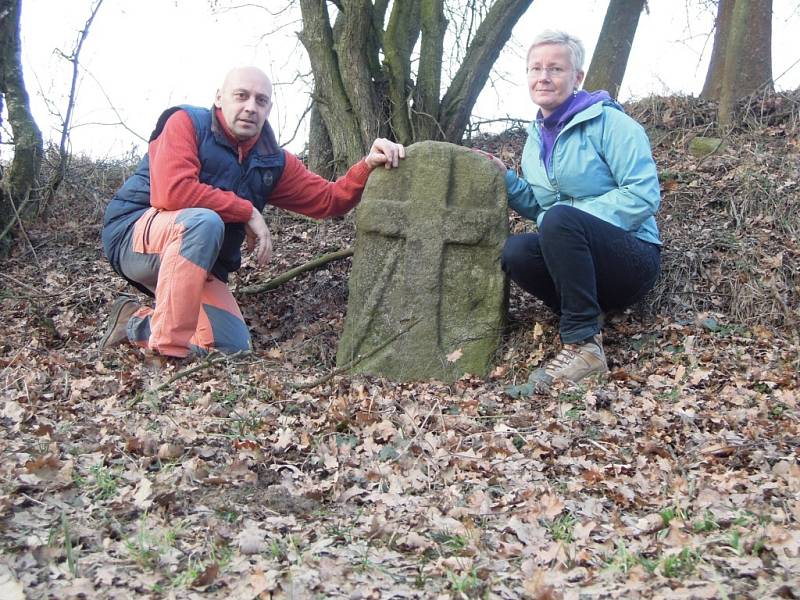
left=116, top=207, right=251, bottom=358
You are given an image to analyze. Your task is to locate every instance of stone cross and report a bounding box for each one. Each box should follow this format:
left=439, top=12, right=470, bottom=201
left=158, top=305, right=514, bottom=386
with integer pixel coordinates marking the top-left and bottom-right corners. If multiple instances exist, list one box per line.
left=337, top=141, right=508, bottom=382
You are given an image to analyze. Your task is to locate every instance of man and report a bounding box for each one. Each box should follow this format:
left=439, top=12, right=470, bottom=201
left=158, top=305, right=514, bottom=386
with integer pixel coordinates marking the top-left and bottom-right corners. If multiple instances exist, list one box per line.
left=100, top=66, right=405, bottom=359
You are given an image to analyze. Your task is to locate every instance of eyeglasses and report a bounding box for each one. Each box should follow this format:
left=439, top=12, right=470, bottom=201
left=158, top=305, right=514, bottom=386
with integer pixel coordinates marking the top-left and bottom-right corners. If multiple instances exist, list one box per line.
left=527, top=66, right=569, bottom=78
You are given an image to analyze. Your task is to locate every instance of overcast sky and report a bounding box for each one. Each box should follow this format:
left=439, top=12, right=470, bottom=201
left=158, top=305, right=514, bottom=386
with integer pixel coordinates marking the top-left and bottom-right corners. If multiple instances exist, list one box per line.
left=8, top=0, right=800, bottom=159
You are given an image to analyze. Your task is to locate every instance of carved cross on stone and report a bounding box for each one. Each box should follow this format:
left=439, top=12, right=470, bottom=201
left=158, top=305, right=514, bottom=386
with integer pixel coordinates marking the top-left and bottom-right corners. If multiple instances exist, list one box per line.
left=337, top=141, right=508, bottom=382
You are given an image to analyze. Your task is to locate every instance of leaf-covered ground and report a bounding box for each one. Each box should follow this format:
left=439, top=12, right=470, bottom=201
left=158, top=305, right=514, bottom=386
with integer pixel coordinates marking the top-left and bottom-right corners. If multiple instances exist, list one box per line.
left=1, top=95, right=798, bottom=598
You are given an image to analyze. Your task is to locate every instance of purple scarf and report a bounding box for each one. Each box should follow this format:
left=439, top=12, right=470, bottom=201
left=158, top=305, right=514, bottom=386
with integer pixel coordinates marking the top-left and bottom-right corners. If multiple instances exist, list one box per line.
left=538, top=90, right=612, bottom=172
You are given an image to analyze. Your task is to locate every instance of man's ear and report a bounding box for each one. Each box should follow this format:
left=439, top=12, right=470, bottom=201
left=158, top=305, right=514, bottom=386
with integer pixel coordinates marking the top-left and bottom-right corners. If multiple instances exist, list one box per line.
left=213, top=89, right=223, bottom=108
left=575, top=70, right=586, bottom=88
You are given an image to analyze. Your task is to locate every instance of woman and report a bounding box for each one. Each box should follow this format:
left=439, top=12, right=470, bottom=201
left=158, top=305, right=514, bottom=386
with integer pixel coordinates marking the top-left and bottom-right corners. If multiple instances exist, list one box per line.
left=490, top=30, right=661, bottom=390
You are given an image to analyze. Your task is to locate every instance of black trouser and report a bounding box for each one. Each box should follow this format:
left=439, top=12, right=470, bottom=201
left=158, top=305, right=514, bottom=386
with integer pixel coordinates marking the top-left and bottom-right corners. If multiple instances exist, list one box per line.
left=501, top=205, right=661, bottom=344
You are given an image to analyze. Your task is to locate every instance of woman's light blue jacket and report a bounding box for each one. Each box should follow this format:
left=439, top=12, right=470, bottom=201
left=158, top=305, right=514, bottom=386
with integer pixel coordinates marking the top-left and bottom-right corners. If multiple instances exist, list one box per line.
left=504, top=100, right=662, bottom=245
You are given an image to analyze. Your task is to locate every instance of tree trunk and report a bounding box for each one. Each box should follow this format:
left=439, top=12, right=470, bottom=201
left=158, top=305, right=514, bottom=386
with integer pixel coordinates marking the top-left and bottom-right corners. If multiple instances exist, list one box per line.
left=298, top=0, right=365, bottom=172
left=439, top=0, right=534, bottom=143
left=308, top=100, right=336, bottom=179
left=412, top=0, right=447, bottom=141
left=704, top=0, right=773, bottom=104
left=336, top=0, right=383, bottom=147
left=583, top=0, right=645, bottom=99
left=297, top=0, right=534, bottom=175
left=701, top=0, right=734, bottom=99
left=383, top=0, right=421, bottom=144
left=0, top=0, right=43, bottom=256
left=718, top=0, right=773, bottom=127
left=367, top=0, right=389, bottom=80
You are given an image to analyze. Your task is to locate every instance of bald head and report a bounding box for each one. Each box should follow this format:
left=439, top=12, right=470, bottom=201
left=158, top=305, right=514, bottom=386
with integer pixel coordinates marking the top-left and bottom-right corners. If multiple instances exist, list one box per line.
left=214, top=66, right=273, bottom=141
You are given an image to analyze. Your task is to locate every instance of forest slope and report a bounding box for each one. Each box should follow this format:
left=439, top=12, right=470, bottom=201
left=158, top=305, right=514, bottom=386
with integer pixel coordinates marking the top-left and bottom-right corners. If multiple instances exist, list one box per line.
left=0, top=92, right=797, bottom=598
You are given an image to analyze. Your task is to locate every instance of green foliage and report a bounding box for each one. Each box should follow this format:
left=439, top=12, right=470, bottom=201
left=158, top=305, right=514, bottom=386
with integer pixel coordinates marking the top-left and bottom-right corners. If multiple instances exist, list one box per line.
left=769, top=401, right=788, bottom=419
left=659, top=505, right=687, bottom=528
left=123, top=512, right=232, bottom=589
left=125, top=515, right=162, bottom=570
left=692, top=511, right=719, bottom=533
left=430, top=531, right=470, bottom=556
left=61, top=512, right=78, bottom=577
left=656, top=387, right=681, bottom=403
left=661, top=548, right=700, bottom=579
left=560, top=387, right=586, bottom=419
left=545, top=513, right=577, bottom=543
left=268, top=538, right=287, bottom=561
left=447, top=568, right=482, bottom=595
left=604, top=541, right=643, bottom=574
left=728, top=529, right=744, bottom=555
left=228, top=409, right=264, bottom=438
left=215, top=508, right=239, bottom=524
left=75, top=464, right=120, bottom=501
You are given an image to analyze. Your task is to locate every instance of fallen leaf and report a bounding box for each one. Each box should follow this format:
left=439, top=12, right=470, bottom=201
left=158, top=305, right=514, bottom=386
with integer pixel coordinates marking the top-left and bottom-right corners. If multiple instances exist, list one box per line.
left=0, top=565, right=24, bottom=600
left=446, top=348, right=463, bottom=363
left=397, top=532, right=434, bottom=551
left=635, top=513, right=665, bottom=535
left=238, top=530, right=267, bottom=555
left=157, top=443, right=184, bottom=460
left=133, top=478, right=153, bottom=509
left=274, top=427, right=294, bottom=451
left=192, top=562, right=218, bottom=588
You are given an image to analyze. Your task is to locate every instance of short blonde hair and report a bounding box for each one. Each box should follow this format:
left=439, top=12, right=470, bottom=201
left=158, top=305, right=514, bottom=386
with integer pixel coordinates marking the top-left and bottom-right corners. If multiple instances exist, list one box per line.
left=526, top=30, right=585, bottom=72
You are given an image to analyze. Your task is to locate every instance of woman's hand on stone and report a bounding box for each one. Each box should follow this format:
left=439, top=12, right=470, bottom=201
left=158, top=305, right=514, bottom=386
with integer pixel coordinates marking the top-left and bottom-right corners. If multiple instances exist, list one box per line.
left=471, top=148, right=507, bottom=174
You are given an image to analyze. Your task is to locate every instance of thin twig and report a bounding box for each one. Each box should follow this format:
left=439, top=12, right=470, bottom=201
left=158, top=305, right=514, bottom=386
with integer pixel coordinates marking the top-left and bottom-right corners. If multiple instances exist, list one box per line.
left=289, top=318, right=421, bottom=390
left=0, top=272, right=45, bottom=295
left=5, top=190, right=39, bottom=268
left=768, top=279, right=800, bottom=366
left=280, top=99, right=313, bottom=149
left=385, top=400, right=440, bottom=465
left=0, top=188, right=24, bottom=240
left=155, top=351, right=245, bottom=391
left=78, top=68, right=148, bottom=142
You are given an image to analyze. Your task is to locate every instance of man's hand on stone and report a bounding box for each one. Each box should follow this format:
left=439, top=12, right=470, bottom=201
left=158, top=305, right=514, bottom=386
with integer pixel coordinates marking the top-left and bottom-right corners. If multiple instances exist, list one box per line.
left=245, top=207, right=273, bottom=267
left=365, top=138, right=406, bottom=170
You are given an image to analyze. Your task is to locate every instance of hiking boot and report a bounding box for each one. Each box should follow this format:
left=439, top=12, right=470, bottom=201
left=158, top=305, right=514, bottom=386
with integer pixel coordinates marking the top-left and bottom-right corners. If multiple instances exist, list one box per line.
left=530, top=333, right=609, bottom=391
left=99, top=296, right=141, bottom=351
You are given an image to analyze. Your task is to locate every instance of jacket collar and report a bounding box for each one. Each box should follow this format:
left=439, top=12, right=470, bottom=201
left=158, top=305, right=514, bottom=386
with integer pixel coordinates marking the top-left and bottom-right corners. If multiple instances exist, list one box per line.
left=528, top=99, right=624, bottom=139
left=210, top=106, right=281, bottom=161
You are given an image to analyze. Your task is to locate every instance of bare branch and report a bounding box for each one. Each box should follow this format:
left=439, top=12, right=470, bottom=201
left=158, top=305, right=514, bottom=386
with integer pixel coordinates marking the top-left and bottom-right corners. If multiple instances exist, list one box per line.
left=0, top=184, right=39, bottom=266
left=279, top=98, right=313, bottom=149
left=41, top=0, right=105, bottom=216
left=240, top=247, right=353, bottom=294
left=439, top=0, right=534, bottom=142
left=79, top=67, right=147, bottom=143
left=57, top=0, right=105, bottom=165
